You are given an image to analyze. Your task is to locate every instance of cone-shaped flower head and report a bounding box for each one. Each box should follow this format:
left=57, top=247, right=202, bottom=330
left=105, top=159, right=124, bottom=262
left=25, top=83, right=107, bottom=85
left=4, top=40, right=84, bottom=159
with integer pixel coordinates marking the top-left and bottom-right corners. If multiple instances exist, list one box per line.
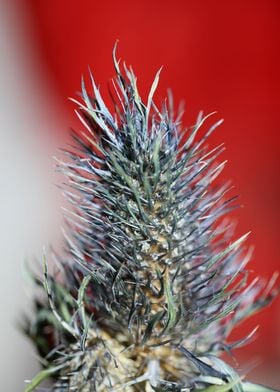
left=24, top=47, right=279, bottom=392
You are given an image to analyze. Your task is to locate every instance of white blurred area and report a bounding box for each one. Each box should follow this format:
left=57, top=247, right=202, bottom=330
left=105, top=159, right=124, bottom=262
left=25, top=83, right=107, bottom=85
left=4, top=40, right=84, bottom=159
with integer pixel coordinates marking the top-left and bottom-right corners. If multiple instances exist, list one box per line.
left=0, top=2, right=68, bottom=390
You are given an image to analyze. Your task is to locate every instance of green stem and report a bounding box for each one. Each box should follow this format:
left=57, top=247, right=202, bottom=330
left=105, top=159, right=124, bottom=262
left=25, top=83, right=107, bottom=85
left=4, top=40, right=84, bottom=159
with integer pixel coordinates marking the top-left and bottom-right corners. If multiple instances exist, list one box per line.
left=24, top=365, right=62, bottom=392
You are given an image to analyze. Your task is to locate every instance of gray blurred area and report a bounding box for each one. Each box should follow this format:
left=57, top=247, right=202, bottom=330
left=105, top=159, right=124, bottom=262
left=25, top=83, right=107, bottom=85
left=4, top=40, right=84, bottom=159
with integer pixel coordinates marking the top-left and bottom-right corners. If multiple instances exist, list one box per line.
left=0, top=2, right=66, bottom=390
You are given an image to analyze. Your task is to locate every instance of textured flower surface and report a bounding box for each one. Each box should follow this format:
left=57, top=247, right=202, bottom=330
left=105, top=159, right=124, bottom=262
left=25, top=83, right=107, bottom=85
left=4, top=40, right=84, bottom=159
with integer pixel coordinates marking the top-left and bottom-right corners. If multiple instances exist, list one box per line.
left=24, top=47, right=279, bottom=392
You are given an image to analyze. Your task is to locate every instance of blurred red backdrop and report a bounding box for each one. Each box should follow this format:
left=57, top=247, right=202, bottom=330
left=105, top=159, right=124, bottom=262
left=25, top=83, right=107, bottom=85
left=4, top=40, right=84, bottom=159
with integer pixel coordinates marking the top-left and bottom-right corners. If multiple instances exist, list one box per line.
left=23, top=0, right=280, bottom=371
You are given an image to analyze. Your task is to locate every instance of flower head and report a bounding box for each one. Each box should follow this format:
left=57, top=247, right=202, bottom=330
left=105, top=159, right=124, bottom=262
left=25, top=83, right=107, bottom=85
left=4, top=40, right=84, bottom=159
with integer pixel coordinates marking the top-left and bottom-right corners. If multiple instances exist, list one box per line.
left=24, top=46, right=279, bottom=392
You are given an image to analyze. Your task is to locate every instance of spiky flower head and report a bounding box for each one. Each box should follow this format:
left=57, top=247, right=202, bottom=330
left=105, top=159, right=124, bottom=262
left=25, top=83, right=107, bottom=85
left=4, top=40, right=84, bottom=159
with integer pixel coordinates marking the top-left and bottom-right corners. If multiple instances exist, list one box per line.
left=24, top=46, right=279, bottom=392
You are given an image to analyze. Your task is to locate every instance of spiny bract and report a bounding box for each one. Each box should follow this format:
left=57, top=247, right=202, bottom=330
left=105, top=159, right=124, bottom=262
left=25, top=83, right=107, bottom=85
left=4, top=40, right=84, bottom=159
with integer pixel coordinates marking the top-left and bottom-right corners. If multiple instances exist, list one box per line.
left=24, top=47, right=278, bottom=392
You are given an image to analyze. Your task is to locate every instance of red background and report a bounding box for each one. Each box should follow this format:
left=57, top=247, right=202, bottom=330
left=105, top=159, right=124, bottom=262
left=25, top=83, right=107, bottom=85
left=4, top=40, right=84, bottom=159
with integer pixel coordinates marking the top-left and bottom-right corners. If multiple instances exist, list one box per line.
left=23, top=0, right=280, bottom=370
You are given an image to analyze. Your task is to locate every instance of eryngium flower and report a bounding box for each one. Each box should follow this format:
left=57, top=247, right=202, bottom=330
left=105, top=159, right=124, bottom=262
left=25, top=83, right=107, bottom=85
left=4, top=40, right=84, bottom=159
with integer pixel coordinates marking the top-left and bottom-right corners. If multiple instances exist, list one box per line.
left=24, top=46, right=279, bottom=392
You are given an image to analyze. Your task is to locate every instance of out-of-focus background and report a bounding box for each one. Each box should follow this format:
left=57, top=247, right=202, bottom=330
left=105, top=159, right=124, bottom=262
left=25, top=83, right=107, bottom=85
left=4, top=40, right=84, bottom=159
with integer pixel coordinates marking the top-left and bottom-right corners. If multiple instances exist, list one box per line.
left=0, top=0, right=279, bottom=390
